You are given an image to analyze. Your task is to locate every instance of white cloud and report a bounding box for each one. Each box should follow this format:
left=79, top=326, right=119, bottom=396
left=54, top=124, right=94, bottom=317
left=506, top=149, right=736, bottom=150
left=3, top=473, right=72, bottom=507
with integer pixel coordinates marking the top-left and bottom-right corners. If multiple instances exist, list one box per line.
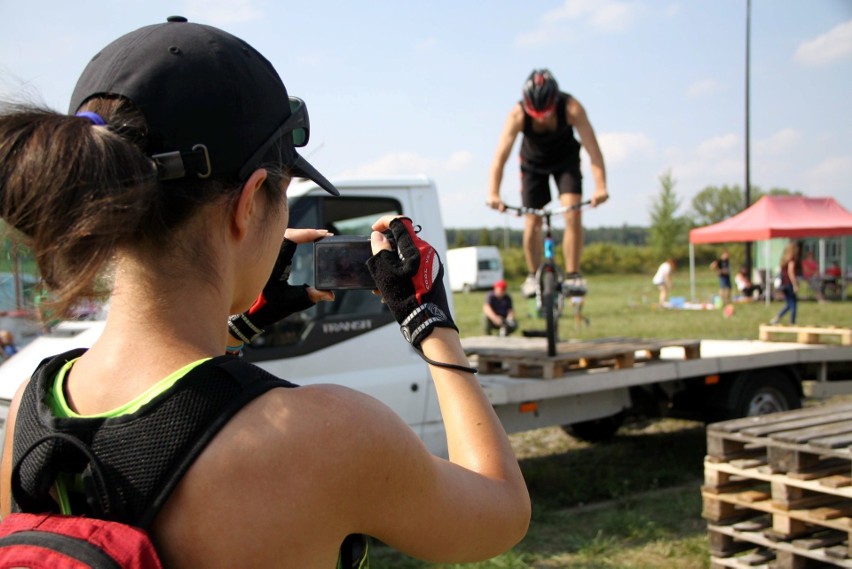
left=184, top=0, right=263, bottom=26
left=446, top=151, right=474, bottom=171
left=340, top=151, right=474, bottom=178
left=590, top=2, right=633, bottom=32
left=662, top=133, right=743, bottom=190
left=515, top=0, right=637, bottom=47
left=694, top=134, right=738, bottom=159
left=686, top=79, right=720, bottom=99
left=794, top=19, right=852, bottom=67
left=803, top=156, right=852, bottom=193
left=754, top=128, right=800, bottom=156
left=597, top=132, right=655, bottom=165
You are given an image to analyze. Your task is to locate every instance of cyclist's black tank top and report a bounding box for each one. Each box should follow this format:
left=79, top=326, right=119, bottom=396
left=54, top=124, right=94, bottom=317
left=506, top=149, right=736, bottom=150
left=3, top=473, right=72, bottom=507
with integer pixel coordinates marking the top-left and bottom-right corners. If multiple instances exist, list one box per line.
left=520, top=91, right=581, bottom=174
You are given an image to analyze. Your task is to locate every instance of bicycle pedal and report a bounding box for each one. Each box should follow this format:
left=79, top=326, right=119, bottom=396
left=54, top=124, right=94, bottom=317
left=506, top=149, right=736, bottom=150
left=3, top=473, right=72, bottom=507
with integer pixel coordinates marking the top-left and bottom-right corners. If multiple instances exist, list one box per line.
left=564, top=286, right=587, bottom=297
left=562, top=274, right=587, bottom=297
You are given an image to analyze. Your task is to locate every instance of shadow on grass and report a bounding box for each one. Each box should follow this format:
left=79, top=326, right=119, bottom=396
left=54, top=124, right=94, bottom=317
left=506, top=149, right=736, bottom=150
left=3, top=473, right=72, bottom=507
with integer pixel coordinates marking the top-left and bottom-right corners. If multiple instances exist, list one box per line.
left=521, top=422, right=708, bottom=511
left=370, top=422, right=711, bottom=568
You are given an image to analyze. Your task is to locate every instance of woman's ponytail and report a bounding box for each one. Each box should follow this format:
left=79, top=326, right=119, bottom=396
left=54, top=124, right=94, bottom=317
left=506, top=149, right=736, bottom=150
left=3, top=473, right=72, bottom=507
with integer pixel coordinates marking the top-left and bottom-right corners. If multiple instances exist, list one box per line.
left=0, top=100, right=156, bottom=316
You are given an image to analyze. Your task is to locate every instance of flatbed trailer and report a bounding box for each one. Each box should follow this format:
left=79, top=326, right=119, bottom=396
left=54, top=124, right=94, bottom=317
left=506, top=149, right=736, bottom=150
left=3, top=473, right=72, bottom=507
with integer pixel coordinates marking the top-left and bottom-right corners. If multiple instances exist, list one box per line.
left=463, top=336, right=852, bottom=442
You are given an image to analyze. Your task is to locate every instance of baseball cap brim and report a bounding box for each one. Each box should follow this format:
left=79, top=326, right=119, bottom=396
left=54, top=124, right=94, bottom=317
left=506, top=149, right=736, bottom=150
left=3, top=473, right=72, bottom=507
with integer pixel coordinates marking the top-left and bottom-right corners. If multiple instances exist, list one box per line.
left=292, top=155, right=339, bottom=196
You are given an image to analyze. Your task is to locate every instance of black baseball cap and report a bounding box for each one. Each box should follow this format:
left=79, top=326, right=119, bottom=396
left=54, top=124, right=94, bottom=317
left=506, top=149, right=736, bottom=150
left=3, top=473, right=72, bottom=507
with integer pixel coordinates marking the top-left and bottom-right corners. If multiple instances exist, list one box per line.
left=69, top=16, right=339, bottom=196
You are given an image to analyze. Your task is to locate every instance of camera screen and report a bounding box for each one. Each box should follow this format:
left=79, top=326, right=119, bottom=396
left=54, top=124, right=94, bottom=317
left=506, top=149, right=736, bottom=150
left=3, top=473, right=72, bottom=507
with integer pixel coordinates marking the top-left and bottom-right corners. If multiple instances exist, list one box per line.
left=314, top=238, right=375, bottom=290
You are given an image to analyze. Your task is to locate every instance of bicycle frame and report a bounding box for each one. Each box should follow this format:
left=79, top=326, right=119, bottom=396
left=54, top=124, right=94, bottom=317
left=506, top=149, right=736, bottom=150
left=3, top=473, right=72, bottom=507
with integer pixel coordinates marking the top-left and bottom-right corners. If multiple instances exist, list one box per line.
left=496, top=200, right=590, bottom=356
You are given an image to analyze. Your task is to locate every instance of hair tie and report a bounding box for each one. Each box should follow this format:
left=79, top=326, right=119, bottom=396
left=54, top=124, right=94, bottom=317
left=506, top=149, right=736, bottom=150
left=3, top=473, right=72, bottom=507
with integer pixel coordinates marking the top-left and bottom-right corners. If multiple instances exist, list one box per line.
left=75, top=111, right=107, bottom=126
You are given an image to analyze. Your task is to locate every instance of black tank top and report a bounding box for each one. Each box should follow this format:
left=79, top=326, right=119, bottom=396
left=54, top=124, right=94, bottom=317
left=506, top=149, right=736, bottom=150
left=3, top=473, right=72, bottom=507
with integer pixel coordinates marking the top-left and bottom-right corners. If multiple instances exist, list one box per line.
left=520, top=92, right=581, bottom=174
left=11, top=349, right=294, bottom=527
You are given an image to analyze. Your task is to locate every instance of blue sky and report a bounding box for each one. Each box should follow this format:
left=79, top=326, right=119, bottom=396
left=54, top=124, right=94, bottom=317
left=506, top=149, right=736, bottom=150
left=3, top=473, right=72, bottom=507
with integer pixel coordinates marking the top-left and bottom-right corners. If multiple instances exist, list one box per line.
left=1, top=0, right=850, bottom=229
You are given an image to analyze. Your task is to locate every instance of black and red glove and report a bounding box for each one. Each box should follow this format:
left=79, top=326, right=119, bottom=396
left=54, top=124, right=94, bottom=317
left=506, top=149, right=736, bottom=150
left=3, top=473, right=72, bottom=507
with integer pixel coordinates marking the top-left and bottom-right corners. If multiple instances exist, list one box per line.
left=367, top=217, right=457, bottom=348
left=228, top=239, right=314, bottom=343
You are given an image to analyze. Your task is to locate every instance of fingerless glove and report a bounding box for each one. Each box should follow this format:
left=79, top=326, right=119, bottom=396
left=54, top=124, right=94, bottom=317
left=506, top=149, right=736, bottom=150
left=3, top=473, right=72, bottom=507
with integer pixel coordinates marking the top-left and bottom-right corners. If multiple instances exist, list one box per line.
left=228, top=239, right=314, bottom=343
left=367, top=217, right=457, bottom=348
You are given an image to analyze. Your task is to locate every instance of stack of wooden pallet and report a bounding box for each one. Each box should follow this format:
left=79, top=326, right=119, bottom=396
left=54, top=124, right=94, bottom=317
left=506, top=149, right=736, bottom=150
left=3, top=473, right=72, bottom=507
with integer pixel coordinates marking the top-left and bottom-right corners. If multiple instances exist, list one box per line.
left=703, top=402, right=852, bottom=568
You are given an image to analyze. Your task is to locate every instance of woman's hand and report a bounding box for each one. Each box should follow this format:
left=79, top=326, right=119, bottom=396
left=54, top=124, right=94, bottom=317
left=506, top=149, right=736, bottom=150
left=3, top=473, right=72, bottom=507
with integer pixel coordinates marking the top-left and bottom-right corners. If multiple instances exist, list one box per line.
left=366, top=216, right=457, bottom=348
left=228, top=228, right=334, bottom=344
left=283, top=228, right=335, bottom=303
left=369, top=215, right=397, bottom=255
left=284, top=227, right=330, bottom=245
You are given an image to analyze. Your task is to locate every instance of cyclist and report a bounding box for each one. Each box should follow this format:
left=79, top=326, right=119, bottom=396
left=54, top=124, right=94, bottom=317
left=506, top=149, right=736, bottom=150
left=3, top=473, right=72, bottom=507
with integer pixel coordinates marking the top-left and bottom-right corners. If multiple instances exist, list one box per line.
left=487, top=69, right=608, bottom=297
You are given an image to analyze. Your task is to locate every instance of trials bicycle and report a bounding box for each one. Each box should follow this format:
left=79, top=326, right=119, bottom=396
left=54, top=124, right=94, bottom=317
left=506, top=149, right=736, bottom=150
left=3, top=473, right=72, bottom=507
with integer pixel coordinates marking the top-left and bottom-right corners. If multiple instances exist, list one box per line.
left=494, top=200, right=590, bottom=357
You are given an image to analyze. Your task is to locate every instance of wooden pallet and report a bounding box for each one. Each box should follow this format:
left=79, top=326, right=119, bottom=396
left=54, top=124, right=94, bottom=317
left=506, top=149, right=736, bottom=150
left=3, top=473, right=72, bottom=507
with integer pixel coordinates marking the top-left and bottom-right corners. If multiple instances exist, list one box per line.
left=759, top=325, right=852, bottom=346
left=708, top=522, right=852, bottom=568
left=465, top=337, right=701, bottom=379
left=706, top=403, right=852, bottom=475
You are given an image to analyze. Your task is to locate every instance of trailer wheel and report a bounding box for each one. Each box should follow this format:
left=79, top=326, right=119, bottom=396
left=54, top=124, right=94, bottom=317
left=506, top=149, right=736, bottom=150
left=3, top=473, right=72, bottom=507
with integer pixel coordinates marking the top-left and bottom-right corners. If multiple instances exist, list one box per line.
left=563, top=413, right=624, bottom=443
left=729, top=372, right=801, bottom=418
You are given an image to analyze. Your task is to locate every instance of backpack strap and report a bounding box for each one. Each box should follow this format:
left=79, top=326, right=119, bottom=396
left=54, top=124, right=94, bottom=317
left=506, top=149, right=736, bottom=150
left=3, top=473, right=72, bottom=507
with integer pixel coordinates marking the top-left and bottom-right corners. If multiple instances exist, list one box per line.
left=11, top=432, right=120, bottom=519
left=136, top=357, right=288, bottom=529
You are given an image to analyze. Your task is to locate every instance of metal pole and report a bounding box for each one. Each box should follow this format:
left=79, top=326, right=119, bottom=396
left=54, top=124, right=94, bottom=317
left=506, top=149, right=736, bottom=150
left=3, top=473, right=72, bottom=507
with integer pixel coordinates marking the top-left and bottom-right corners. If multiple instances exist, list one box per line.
left=689, top=243, right=696, bottom=301
left=744, top=0, right=753, bottom=277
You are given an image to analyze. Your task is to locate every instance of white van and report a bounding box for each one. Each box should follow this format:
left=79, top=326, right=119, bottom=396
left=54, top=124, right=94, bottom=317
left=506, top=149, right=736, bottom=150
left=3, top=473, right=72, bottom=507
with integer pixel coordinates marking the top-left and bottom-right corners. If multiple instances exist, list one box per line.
left=446, top=246, right=504, bottom=292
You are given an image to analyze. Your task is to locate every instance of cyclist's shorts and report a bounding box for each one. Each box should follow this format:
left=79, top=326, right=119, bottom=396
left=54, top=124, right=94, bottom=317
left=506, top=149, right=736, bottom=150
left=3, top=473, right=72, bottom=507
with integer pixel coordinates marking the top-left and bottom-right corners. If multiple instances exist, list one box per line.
left=520, top=164, right=582, bottom=209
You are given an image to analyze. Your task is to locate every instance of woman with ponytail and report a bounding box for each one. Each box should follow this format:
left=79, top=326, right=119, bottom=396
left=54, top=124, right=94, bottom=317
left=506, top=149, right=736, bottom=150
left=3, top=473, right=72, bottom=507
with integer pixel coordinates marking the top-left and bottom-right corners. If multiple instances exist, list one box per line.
left=0, top=17, right=529, bottom=568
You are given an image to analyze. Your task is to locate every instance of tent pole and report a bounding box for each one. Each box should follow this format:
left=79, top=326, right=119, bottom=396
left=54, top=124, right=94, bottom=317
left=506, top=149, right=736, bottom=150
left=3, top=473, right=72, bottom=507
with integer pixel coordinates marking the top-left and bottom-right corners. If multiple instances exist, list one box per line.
left=765, top=241, right=771, bottom=306
left=843, top=238, right=847, bottom=302
left=689, top=243, right=696, bottom=301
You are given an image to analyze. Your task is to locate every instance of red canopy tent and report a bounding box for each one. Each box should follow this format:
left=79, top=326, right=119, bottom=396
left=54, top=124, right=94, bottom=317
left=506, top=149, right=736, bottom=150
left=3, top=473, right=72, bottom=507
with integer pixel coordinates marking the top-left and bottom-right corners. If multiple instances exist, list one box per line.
left=687, top=196, right=852, bottom=302
left=689, top=195, right=852, bottom=244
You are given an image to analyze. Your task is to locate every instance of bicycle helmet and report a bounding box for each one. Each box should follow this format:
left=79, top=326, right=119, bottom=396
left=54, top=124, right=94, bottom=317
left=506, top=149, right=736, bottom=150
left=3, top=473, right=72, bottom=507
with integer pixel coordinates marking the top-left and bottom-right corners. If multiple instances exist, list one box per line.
left=522, top=69, right=559, bottom=119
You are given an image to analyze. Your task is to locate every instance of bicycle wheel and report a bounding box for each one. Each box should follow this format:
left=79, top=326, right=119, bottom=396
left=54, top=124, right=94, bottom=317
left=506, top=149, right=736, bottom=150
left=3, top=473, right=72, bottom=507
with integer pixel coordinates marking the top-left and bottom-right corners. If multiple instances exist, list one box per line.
left=541, top=267, right=558, bottom=356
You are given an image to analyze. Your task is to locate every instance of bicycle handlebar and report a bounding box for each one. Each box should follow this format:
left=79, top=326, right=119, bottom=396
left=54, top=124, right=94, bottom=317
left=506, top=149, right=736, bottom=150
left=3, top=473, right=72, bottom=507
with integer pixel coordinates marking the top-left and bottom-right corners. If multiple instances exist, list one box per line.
left=488, top=200, right=592, bottom=217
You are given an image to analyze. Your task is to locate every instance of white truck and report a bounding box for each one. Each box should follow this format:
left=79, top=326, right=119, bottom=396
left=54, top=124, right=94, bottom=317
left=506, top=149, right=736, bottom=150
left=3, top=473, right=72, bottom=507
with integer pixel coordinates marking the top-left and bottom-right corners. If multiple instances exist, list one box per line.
left=446, top=246, right=504, bottom=292
left=1, top=176, right=851, bottom=456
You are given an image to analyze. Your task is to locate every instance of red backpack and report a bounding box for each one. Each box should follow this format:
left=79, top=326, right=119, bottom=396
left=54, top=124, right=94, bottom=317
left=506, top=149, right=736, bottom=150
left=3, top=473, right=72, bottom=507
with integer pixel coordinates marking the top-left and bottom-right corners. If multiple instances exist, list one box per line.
left=0, top=511, right=162, bottom=568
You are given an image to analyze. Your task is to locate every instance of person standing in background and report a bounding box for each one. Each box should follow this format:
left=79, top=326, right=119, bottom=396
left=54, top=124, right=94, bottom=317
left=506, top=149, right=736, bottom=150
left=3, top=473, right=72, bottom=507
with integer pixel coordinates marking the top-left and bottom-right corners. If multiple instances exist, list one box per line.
left=710, top=250, right=732, bottom=305
left=771, top=241, right=802, bottom=324
left=652, top=258, right=676, bottom=306
left=801, top=250, right=825, bottom=303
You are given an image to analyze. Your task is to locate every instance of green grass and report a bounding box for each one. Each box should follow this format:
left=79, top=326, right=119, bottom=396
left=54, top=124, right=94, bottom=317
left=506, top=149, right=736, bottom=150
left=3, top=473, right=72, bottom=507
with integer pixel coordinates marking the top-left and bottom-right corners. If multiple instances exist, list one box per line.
left=370, top=270, right=850, bottom=568
left=452, top=270, right=850, bottom=342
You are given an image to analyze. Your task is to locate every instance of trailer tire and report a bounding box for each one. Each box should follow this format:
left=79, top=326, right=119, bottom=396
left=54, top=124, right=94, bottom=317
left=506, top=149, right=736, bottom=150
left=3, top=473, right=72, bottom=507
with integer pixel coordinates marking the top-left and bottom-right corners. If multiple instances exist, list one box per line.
left=728, top=371, right=801, bottom=419
left=563, top=413, right=624, bottom=443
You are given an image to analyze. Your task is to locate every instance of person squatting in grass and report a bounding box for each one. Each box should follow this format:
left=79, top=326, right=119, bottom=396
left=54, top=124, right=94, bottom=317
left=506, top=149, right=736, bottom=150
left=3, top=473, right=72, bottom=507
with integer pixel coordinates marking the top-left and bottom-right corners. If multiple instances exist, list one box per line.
left=0, top=18, right=530, bottom=568
left=487, top=69, right=609, bottom=298
left=482, top=280, right=518, bottom=336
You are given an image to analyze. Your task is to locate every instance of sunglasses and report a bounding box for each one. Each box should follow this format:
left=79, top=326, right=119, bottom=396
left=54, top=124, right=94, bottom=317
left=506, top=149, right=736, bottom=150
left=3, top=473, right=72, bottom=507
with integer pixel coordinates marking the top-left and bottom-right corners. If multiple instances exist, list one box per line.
left=238, top=96, right=311, bottom=180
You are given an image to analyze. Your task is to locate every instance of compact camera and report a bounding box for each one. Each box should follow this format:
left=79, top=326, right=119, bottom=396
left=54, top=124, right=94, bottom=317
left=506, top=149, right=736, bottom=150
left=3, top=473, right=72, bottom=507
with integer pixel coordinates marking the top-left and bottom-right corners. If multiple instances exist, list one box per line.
left=313, top=236, right=375, bottom=290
